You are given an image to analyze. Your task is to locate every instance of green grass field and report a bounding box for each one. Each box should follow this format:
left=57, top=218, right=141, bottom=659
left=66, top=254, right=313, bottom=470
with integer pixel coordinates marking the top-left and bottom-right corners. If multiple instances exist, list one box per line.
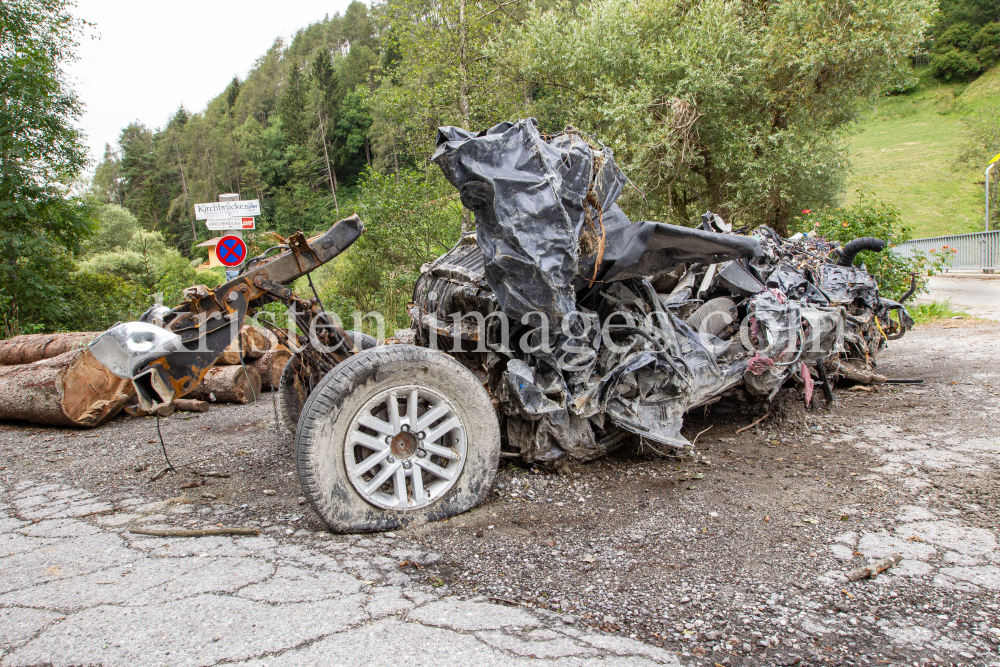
left=846, top=67, right=997, bottom=239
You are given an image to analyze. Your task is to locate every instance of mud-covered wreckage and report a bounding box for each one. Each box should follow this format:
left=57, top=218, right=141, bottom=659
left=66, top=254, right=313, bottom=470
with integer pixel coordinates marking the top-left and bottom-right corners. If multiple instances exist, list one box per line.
left=90, top=119, right=914, bottom=532
left=416, top=119, right=913, bottom=463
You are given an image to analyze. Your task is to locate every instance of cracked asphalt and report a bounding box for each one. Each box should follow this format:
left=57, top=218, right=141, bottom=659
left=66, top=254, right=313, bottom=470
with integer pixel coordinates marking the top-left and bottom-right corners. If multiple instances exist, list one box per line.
left=1, top=319, right=999, bottom=666
left=0, top=479, right=678, bottom=666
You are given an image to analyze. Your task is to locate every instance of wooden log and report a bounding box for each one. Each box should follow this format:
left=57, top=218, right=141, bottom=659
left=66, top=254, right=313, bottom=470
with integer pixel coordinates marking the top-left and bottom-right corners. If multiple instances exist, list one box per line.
left=249, top=348, right=291, bottom=391
left=216, top=327, right=268, bottom=365
left=242, top=327, right=267, bottom=359
left=0, top=332, right=102, bottom=366
left=124, top=398, right=210, bottom=417
left=175, top=399, right=210, bottom=413
left=187, top=365, right=261, bottom=403
left=0, top=349, right=134, bottom=427
left=247, top=326, right=276, bottom=357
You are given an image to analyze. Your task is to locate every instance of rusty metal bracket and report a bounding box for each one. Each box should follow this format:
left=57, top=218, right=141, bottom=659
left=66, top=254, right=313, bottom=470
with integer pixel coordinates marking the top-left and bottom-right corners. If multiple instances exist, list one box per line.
left=130, top=215, right=365, bottom=412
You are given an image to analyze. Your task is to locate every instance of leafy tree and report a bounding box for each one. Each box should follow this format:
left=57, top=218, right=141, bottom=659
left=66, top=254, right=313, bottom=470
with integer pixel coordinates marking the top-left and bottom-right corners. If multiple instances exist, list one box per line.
left=320, top=167, right=460, bottom=328
left=505, top=0, right=934, bottom=233
left=82, top=204, right=140, bottom=255
left=935, top=21, right=979, bottom=51
left=971, top=22, right=1000, bottom=64
left=368, top=0, right=527, bottom=172
left=0, top=0, right=95, bottom=335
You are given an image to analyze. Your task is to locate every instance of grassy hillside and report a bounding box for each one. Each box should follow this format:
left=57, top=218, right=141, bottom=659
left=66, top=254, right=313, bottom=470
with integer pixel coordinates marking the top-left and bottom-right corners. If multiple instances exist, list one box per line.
left=957, top=63, right=1000, bottom=113
left=846, top=67, right=995, bottom=239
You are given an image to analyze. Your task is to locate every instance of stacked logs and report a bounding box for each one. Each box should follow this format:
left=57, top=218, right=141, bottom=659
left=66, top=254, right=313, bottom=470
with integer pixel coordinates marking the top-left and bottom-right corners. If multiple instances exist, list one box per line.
left=191, top=325, right=291, bottom=399
left=0, top=326, right=292, bottom=427
left=0, top=333, right=132, bottom=428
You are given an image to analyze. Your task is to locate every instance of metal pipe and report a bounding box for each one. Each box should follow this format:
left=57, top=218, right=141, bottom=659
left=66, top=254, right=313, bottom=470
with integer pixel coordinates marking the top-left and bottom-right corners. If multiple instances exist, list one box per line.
left=986, top=162, right=994, bottom=232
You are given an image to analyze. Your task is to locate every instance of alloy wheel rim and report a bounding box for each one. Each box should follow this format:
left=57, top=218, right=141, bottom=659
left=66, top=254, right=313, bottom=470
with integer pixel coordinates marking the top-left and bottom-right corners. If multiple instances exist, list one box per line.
left=344, top=385, right=467, bottom=510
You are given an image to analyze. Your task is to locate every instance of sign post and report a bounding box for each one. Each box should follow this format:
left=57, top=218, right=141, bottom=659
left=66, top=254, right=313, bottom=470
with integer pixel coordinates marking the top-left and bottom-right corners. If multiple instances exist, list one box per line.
left=195, top=194, right=257, bottom=280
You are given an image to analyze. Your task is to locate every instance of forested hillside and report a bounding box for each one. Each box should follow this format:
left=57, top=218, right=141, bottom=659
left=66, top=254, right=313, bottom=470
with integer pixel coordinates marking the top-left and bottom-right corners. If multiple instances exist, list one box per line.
left=4, top=0, right=937, bottom=335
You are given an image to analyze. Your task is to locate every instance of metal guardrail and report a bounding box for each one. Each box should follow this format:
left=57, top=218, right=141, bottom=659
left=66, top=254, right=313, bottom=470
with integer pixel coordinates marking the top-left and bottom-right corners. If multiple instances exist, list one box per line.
left=892, top=230, right=1000, bottom=271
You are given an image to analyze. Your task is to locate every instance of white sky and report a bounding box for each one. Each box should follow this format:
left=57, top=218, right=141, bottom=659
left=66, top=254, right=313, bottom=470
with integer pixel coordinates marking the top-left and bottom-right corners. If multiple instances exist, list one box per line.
left=68, top=0, right=354, bottom=168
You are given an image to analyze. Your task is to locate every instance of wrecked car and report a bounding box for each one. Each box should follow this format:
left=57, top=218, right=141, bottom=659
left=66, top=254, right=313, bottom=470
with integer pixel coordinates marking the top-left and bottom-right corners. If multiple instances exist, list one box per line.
left=91, top=118, right=913, bottom=533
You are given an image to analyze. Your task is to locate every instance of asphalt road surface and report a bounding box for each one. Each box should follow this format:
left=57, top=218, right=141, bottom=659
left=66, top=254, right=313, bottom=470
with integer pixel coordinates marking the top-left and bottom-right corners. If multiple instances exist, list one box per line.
left=1, top=320, right=999, bottom=667
left=920, top=275, right=1000, bottom=321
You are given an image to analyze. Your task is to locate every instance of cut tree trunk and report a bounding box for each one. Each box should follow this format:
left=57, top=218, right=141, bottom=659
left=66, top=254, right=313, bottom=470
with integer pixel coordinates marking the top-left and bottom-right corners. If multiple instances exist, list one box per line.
left=187, top=365, right=261, bottom=404
left=217, top=327, right=268, bottom=365
left=250, top=348, right=291, bottom=391
left=0, top=349, right=133, bottom=427
left=0, top=332, right=102, bottom=366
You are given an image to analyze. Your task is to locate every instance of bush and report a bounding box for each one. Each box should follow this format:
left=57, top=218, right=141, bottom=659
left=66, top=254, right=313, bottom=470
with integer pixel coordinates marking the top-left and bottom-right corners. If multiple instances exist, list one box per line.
left=971, top=22, right=1000, bottom=66
left=930, top=47, right=982, bottom=81
left=795, top=193, right=948, bottom=300
left=62, top=270, right=149, bottom=331
left=908, top=299, right=967, bottom=324
left=935, top=21, right=978, bottom=52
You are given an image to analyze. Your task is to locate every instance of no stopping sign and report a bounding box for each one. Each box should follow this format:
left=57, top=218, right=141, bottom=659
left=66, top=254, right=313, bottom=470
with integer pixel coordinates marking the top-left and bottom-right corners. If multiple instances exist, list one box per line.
left=216, top=235, right=247, bottom=267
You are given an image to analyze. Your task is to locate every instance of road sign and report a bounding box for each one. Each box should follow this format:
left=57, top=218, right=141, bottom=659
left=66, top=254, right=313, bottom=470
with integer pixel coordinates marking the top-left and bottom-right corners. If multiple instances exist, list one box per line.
left=194, top=199, right=261, bottom=219
left=206, top=217, right=255, bottom=230
left=216, top=235, right=247, bottom=267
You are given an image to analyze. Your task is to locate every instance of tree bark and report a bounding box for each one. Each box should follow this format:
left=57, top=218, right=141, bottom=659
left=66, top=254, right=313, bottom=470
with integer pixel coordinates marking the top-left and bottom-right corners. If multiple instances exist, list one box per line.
left=0, top=332, right=102, bottom=366
left=187, top=365, right=261, bottom=403
left=317, top=109, right=340, bottom=215
left=0, top=349, right=134, bottom=427
left=175, top=141, right=195, bottom=242
left=216, top=327, right=268, bottom=365
left=250, top=348, right=291, bottom=391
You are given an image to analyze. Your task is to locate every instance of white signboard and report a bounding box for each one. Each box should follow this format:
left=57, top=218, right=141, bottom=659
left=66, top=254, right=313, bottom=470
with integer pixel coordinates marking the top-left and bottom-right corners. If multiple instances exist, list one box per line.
left=194, top=199, right=261, bottom=219
left=205, top=217, right=256, bottom=230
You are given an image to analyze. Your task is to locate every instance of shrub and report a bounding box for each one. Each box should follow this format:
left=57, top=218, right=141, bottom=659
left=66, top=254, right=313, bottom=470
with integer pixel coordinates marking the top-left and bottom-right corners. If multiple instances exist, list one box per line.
left=971, top=22, right=1000, bottom=66
left=62, top=270, right=149, bottom=332
left=935, top=21, right=978, bottom=52
left=930, top=47, right=982, bottom=81
left=795, top=193, right=948, bottom=300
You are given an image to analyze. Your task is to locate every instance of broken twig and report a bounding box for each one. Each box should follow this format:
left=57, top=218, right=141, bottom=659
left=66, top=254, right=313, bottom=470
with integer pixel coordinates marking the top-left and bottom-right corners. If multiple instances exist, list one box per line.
left=736, top=411, right=771, bottom=435
left=129, top=526, right=260, bottom=538
left=846, top=553, right=902, bottom=581
left=691, top=425, right=713, bottom=446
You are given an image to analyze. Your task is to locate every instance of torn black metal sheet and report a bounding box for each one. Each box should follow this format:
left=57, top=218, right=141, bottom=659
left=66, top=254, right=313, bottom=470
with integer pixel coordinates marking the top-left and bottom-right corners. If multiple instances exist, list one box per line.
left=432, top=119, right=762, bottom=332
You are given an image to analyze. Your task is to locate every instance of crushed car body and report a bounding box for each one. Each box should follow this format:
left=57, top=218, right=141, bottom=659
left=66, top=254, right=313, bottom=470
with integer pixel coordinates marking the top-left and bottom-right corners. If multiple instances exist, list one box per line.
left=413, top=118, right=913, bottom=463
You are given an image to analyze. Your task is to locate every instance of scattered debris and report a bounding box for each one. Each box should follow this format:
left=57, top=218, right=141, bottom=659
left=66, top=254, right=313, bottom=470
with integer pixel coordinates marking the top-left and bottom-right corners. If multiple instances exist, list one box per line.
left=128, top=526, right=260, bottom=538
left=736, top=412, right=771, bottom=435
left=846, top=553, right=903, bottom=581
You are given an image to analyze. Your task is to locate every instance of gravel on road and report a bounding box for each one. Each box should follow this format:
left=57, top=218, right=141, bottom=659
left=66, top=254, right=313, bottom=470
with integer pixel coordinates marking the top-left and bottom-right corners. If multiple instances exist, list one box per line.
left=1, top=320, right=998, bottom=667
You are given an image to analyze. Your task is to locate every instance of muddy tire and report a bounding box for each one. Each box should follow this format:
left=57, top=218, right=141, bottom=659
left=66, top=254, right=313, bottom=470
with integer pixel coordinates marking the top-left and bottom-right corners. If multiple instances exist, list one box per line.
left=294, top=345, right=500, bottom=532
left=278, top=331, right=377, bottom=434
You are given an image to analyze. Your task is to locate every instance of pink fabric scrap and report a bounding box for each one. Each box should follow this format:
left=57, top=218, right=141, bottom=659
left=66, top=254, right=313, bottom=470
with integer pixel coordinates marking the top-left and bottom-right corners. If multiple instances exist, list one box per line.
left=747, top=353, right=775, bottom=376
left=801, top=361, right=814, bottom=408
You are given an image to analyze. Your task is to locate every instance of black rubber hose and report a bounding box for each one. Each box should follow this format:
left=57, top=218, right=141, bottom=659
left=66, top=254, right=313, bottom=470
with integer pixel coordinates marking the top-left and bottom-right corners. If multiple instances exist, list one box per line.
left=897, top=273, right=918, bottom=304
left=836, top=237, right=886, bottom=266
